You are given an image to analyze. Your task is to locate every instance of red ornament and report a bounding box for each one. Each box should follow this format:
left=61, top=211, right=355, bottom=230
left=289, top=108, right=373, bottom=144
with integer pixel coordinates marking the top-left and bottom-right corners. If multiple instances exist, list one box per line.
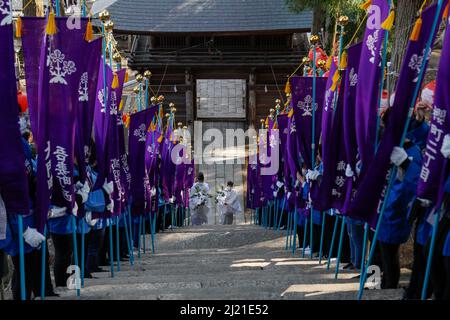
left=308, top=47, right=328, bottom=68
left=17, top=90, right=28, bottom=113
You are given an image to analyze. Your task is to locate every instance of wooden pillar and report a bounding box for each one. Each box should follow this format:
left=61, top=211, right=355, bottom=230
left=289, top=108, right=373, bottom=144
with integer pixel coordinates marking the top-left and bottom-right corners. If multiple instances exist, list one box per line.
left=248, top=70, right=256, bottom=128
left=185, top=69, right=194, bottom=136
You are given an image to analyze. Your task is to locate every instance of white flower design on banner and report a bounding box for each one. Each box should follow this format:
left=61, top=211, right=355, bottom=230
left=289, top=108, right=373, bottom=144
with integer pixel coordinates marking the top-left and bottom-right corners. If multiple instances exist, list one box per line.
left=78, top=72, right=89, bottom=102
left=98, top=88, right=108, bottom=113
left=297, top=95, right=318, bottom=117
left=324, top=89, right=337, bottom=112
left=289, top=118, right=297, bottom=134
left=349, top=67, right=358, bottom=87
left=409, top=49, right=431, bottom=83
left=366, top=29, right=379, bottom=64
left=110, top=91, right=118, bottom=115
left=47, top=47, right=77, bottom=85
left=134, top=124, right=147, bottom=142
left=0, top=1, right=12, bottom=26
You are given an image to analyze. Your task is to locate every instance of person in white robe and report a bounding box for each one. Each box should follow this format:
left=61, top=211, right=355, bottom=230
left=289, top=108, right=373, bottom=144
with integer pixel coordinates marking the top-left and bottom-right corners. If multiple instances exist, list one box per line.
left=189, top=172, right=211, bottom=225
left=218, top=181, right=242, bottom=225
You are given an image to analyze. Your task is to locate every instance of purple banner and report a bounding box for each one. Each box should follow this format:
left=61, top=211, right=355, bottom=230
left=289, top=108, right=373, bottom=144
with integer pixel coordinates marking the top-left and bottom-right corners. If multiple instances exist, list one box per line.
left=0, top=3, right=30, bottom=215
left=74, top=39, right=102, bottom=183
left=417, top=23, right=450, bottom=203
left=21, top=18, right=46, bottom=139
left=342, top=42, right=363, bottom=213
left=290, top=76, right=327, bottom=169
left=129, top=107, right=158, bottom=216
left=349, top=3, right=446, bottom=226
left=160, top=117, right=176, bottom=202
left=106, top=69, right=126, bottom=216
left=354, top=0, right=390, bottom=178
left=35, top=18, right=92, bottom=231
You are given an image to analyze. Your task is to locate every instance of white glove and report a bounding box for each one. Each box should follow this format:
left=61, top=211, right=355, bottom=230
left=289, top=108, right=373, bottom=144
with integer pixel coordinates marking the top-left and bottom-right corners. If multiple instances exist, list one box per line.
left=286, top=192, right=292, bottom=199
left=276, top=181, right=284, bottom=188
left=306, top=169, right=313, bottom=182
left=390, top=147, right=408, bottom=166
left=48, top=206, right=67, bottom=219
left=441, top=134, right=450, bottom=158
left=273, top=191, right=278, bottom=197
left=75, top=181, right=84, bottom=192
left=72, top=202, right=78, bottom=216
left=417, top=197, right=432, bottom=208
left=106, top=198, right=114, bottom=212
left=151, top=187, right=156, bottom=197
left=85, top=211, right=99, bottom=227
left=309, top=169, right=320, bottom=181
left=23, top=227, right=45, bottom=248
left=355, top=160, right=362, bottom=177
left=77, top=181, right=90, bottom=203
left=102, top=181, right=114, bottom=195
left=294, top=179, right=301, bottom=188
left=345, top=164, right=354, bottom=178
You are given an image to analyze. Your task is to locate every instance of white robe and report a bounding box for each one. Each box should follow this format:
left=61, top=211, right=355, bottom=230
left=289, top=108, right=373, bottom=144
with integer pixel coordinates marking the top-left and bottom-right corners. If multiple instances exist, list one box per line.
left=189, top=182, right=211, bottom=225
left=217, top=189, right=242, bottom=225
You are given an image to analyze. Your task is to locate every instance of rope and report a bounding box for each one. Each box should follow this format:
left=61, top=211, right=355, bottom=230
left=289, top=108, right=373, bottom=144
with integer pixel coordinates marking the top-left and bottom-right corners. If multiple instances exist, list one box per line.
left=270, top=64, right=285, bottom=106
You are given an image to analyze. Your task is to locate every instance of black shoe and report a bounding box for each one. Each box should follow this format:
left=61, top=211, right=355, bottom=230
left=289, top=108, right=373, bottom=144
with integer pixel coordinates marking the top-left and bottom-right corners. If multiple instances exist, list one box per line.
left=343, top=263, right=354, bottom=270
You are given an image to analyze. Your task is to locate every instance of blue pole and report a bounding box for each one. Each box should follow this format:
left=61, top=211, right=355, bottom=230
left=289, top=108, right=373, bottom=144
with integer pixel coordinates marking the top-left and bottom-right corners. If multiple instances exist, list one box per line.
left=302, top=218, right=308, bottom=258
left=141, top=213, right=146, bottom=254
left=374, top=0, right=393, bottom=152
left=285, top=211, right=291, bottom=250
left=334, top=216, right=347, bottom=279
left=318, top=211, right=326, bottom=264
left=292, top=208, right=298, bottom=255
left=359, top=222, right=369, bottom=287
left=122, top=209, right=134, bottom=265
left=310, top=40, right=317, bottom=260
left=115, top=216, right=120, bottom=271
left=421, top=208, right=441, bottom=300
left=71, top=216, right=81, bottom=296
left=358, top=0, right=444, bottom=299
left=40, top=225, right=47, bottom=299
left=17, top=215, right=26, bottom=300
left=310, top=211, right=314, bottom=259
left=278, top=198, right=286, bottom=231
left=149, top=212, right=155, bottom=254
left=108, top=218, right=114, bottom=277
left=81, top=222, right=85, bottom=287
left=327, top=214, right=339, bottom=270
left=137, top=215, right=142, bottom=260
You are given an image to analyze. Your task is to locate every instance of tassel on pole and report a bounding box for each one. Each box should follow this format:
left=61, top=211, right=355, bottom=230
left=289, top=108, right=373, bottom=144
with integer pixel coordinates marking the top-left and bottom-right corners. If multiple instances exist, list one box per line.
left=45, top=11, right=58, bottom=35
left=15, top=16, right=22, bottom=38
left=111, top=72, right=119, bottom=89
left=85, top=19, right=94, bottom=42
left=359, top=0, right=372, bottom=11
left=288, top=108, right=294, bottom=118
left=119, top=99, right=124, bottom=111
left=124, top=72, right=129, bottom=83
left=443, top=2, right=449, bottom=20
left=409, top=16, right=423, bottom=41
left=284, top=81, right=291, bottom=95
left=339, top=51, right=348, bottom=70
left=381, top=9, right=395, bottom=31
left=326, top=56, right=332, bottom=70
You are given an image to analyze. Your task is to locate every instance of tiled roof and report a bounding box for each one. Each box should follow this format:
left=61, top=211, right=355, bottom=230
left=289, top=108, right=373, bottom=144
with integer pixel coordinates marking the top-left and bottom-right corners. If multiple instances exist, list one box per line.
left=105, top=0, right=312, bottom=33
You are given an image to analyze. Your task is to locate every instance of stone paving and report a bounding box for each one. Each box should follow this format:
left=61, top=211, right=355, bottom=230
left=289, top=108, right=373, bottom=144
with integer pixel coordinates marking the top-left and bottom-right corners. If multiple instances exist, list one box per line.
left=52, top=223, right=407, bottom=300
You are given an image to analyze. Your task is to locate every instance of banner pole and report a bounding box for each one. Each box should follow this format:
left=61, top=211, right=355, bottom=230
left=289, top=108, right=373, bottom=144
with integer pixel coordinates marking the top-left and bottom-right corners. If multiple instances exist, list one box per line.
left=115, top=216, right=120, bottom=271
left=302, top=218, right=308, bottom=257
left=292, top=207, right=298, bottom=254
left=327, top=213, right=339, bottom=270
left=40, top=225, right=47, bottom=299
left=17, top=215, right=26, bottom=300
left=318, top=211, right=326, bottom=264
left=334, top=216, right=347, bottom=278
left=122, top=208, right=133, bottom=265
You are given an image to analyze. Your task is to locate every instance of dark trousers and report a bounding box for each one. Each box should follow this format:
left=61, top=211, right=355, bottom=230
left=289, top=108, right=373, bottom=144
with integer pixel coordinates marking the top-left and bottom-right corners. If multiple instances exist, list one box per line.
left=380, top=242, right=401, bottom=289
left=87, top=228, right=106, bottom=271
left=50, top=233, right=73, bottom=287
left=430, top=250, right=450, bottom=300
left=406, top=225, right=432, bottom=299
